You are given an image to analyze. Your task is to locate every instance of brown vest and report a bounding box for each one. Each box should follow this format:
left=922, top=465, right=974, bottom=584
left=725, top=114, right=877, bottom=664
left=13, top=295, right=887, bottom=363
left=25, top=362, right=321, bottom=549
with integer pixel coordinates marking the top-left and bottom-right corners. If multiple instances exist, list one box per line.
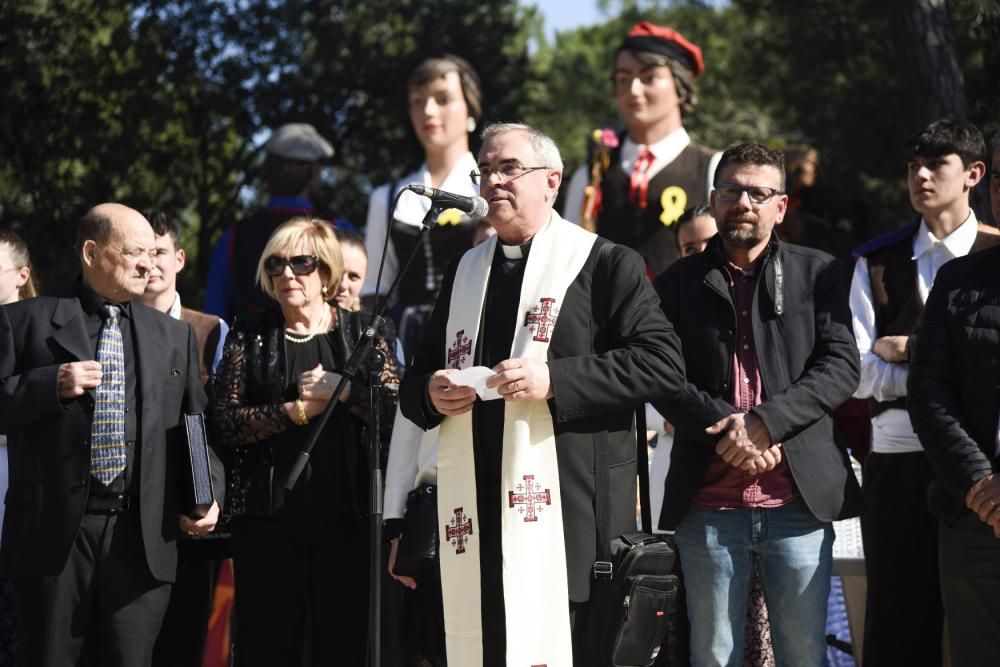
left=865, top=222, right=1000, bottom=416
left=180, top=307, right=223, bottom=386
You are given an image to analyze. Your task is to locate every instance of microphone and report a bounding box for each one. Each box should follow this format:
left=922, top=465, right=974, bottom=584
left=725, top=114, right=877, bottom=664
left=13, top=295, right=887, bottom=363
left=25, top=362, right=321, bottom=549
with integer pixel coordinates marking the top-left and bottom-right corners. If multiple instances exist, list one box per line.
left=405, top=184, right=489, bottom=219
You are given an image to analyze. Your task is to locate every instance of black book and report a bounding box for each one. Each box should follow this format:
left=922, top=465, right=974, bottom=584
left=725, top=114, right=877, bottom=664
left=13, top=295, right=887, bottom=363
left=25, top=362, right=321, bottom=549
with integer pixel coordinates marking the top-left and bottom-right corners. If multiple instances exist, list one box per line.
left=180, top=412, right=215, bottom=513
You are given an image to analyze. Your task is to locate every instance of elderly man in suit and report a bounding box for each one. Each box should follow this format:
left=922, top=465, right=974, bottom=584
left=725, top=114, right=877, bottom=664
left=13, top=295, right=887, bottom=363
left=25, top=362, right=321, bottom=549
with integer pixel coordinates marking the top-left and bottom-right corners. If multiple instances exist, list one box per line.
left=0, top=203, right=218, bottom=666
left=400, top=123, right=685, bottom=667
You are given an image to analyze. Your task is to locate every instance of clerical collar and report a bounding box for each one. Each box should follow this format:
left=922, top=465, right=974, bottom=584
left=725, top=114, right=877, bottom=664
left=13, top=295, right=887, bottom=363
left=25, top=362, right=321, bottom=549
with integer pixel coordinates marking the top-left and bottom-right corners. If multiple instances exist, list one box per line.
left=500, top=241, right=531, bottom=259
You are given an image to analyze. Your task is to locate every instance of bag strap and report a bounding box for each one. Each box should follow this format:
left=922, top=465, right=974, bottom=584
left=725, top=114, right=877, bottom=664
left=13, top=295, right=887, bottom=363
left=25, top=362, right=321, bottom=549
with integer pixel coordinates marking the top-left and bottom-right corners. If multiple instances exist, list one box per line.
left=593, top=243, right=653, bottom=579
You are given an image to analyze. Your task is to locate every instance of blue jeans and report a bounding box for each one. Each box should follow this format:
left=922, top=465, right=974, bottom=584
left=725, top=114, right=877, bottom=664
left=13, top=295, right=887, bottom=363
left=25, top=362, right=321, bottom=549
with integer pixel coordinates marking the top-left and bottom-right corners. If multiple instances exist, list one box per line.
left=673, top=496, right=833, bottom=667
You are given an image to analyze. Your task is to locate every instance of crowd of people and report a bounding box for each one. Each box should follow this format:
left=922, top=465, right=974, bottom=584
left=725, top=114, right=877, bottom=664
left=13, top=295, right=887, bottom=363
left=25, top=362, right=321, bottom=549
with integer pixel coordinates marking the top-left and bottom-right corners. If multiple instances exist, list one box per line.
left=1, top=17, right=1000, bottom=667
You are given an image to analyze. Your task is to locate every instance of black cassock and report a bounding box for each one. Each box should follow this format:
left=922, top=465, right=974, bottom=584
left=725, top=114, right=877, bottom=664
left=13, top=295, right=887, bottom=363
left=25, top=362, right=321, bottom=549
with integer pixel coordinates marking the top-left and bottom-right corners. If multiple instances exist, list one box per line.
left=401, top=236, right=685, bottom=665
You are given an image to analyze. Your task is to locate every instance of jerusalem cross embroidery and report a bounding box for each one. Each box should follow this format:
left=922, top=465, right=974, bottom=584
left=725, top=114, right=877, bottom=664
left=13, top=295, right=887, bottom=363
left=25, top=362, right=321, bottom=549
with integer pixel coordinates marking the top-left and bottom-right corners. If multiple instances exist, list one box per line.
left=523, top=297, right=559, bottom=343
left=508, top=474, right=552, bottom=523
left=445, top=506, right=473, bottom=554
left=447, top=329, right=472, bottom=369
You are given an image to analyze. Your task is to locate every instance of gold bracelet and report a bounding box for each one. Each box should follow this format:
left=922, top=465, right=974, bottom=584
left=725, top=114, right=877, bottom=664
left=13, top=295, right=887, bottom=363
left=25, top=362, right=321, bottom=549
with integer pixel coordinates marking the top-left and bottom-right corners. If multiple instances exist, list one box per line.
left=294, top=399, right=309, bottom=426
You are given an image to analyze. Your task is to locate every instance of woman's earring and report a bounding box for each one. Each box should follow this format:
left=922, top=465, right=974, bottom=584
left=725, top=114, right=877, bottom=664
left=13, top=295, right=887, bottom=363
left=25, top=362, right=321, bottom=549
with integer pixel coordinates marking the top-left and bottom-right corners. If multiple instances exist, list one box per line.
left=466, top=117, right=477, bottom=134
left=321, top=285, right=329, bottom=295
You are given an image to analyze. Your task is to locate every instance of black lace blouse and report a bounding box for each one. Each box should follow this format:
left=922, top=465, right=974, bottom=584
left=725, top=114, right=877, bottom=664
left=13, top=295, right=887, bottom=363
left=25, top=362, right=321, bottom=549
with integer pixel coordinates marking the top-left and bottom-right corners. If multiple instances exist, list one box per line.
left=210, top=308, right=401, bottom=526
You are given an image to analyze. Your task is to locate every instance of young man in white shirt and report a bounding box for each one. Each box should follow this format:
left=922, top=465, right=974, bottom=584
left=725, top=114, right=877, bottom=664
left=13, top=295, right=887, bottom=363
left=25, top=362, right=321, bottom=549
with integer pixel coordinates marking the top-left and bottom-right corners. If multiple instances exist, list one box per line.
left=849, top=119, right=992, bottom=667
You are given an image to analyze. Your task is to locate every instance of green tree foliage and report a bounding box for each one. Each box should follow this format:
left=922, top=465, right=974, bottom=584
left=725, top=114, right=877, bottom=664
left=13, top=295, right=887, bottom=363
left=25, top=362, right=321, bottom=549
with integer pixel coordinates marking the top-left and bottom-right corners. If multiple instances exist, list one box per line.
left=1, top=0, right=995, bottom=300
left=0, top=0, right=539, bottom=300
left=533, top=0, right=997, bottom=233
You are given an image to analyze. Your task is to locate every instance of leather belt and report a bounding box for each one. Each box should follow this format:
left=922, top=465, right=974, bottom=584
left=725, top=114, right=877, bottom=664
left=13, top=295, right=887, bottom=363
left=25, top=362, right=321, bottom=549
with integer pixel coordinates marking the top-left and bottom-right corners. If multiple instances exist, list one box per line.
left=85, top=493, right=134, bottom=513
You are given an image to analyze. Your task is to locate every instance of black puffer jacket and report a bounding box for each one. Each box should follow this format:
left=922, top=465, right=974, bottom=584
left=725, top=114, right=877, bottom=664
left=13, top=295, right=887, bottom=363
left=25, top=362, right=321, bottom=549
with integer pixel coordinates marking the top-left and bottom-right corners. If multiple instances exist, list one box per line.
left=908, top=244, right=1000, bottom=524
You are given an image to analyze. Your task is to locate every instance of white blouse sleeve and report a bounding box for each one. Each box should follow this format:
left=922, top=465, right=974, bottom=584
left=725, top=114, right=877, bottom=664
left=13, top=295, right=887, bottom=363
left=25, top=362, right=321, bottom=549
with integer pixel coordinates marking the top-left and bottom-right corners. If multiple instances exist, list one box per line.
left=363, top=183, right=400, bottom=297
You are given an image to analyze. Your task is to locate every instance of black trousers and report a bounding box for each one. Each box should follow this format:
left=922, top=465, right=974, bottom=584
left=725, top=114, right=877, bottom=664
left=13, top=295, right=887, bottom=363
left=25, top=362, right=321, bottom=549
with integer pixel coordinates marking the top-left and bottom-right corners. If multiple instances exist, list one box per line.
left=152, top=543, right=226, bottom=667
left=231, top=515, right=370, bottom=667
left=12, top=510, right=171, bottom=667
left=859, top=451, right=942, bottom=667
left=939, top=510, right=1000, bottom=667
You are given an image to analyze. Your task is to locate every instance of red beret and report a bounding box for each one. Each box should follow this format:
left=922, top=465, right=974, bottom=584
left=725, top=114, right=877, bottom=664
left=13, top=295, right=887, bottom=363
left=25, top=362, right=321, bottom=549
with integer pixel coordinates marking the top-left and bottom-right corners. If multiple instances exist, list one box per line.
left=621, top=20, right=704, bottom=77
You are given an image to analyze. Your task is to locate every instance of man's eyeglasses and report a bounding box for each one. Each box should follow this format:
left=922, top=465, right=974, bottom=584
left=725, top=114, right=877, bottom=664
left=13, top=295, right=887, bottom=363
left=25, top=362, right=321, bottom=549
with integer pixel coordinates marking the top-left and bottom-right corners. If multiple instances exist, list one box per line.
left=715, top=184, right=785, bottom=205
left=470, top=164, right=549, bottom=185
left=264, top=255, right=320, bottom=277
left=611, top=73, right=673, bottom=92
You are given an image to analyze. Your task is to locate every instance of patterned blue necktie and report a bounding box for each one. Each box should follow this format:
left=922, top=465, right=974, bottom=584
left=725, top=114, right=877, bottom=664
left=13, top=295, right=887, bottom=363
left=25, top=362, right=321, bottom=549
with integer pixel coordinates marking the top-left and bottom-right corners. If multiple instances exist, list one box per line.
left=90, top=304, right=127, bottom=485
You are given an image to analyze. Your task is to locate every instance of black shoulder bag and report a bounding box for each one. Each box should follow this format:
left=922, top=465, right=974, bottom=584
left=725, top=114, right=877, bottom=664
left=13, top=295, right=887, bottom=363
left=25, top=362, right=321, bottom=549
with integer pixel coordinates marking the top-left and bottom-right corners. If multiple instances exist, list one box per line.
left=586, top=408, right=681, bottom=667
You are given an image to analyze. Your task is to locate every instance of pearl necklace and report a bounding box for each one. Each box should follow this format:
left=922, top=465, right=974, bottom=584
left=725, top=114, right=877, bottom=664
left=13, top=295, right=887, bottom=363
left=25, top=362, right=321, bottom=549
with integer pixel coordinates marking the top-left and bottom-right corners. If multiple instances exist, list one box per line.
left=284, top=306, right=331, bottom=344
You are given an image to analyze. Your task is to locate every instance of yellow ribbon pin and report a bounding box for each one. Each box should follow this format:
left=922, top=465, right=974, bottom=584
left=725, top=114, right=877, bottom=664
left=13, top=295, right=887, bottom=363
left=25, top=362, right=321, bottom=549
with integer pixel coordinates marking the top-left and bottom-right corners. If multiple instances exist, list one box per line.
left=660, top=186, right=688, bottom=227
left=436, top=208, right=463, bottom=226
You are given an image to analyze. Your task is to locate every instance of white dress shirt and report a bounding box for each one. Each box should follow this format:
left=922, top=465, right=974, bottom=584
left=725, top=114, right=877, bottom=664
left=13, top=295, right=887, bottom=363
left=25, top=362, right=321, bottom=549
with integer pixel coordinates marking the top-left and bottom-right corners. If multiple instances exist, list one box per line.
left=850, top=211, right=979, bottom=453
left=562, top=127, right=721, bottom=224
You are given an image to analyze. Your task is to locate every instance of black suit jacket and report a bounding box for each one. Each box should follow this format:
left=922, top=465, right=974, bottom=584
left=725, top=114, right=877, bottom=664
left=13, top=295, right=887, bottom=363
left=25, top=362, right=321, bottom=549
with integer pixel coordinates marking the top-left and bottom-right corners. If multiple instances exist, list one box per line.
left=401, top=236, right=686, bottom=600
left=908, top=244, right=1000, bottom=524
left=652, top=235, right=863, bottom=530
left=0, top=292, right=207, bottom=582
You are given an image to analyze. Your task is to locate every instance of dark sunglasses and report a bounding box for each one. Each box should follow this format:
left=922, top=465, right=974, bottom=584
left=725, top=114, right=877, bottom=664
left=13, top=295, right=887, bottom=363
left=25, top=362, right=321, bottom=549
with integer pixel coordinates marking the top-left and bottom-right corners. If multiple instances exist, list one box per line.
left=264, top=254, right=320, bottom=277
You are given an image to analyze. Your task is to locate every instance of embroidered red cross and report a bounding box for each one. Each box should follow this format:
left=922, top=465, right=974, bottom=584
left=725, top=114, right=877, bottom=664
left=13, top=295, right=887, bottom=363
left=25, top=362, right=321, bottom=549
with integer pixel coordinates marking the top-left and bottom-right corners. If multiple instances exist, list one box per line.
left=523, top=297, right=559, bottom=343
left=508, top=474, right=551, bottom=523
left=445, top=506, right=474, bottom=554
left=447, top=329, right=472, bottom=369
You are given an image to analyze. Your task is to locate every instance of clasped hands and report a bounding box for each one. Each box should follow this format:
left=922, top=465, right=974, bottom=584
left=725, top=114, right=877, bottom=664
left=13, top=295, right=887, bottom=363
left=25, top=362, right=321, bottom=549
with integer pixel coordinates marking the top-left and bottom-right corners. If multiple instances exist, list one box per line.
left=428, top=358, right=552, bottom=417
left=283, top=364, right=348, bottom=422
left=706, top=412, right=782, bottom=475
left=965, top=475, right=1000, bottom=538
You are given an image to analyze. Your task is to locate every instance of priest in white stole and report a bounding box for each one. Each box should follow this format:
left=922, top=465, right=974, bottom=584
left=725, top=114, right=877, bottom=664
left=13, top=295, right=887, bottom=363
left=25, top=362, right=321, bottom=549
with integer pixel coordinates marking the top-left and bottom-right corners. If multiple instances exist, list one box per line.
left=399, top=123, right=686, bottom=667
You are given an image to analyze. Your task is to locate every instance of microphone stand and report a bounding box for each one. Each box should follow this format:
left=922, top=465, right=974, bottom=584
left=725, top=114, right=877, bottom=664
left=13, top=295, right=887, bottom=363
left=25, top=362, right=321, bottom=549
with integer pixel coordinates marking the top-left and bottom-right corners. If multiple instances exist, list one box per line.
left=282, top=199, right=445, bottom=667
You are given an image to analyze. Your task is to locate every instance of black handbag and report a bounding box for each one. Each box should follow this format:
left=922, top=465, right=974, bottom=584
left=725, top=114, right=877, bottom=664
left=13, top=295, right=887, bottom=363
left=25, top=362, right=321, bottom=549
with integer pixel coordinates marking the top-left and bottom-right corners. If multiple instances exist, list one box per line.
left=586, top=410, right=682, bottom=667
left=393, top=483, right=439, bottom=578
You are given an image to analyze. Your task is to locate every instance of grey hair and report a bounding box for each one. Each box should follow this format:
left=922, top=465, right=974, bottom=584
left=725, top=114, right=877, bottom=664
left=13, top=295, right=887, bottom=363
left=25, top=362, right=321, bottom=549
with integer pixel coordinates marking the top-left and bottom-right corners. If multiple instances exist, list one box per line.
left=479, top=122, right=564, bottom=172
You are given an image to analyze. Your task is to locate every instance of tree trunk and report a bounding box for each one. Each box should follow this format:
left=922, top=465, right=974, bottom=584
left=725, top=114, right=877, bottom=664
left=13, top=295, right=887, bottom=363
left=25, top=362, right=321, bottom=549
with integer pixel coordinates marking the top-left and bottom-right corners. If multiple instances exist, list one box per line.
left=888, top=0, right=967, bottom=134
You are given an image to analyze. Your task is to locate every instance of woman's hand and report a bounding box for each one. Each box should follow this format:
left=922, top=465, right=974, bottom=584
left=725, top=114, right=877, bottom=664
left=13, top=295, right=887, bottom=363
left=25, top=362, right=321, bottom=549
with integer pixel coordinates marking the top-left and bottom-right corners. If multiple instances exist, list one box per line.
left=388, top=538, right=417, bottom=590
left=298, top=363, right=350, bottom=403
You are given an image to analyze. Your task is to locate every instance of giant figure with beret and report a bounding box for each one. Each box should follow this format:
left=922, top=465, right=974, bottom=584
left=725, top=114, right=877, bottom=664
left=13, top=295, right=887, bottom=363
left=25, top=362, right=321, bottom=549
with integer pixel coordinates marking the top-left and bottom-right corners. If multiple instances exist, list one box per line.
left=563, top=20, right=721, bottom=278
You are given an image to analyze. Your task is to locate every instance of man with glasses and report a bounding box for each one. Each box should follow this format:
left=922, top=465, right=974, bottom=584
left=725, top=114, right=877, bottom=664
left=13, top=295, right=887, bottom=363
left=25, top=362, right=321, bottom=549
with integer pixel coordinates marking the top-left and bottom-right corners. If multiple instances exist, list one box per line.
left=400, top=123, right=685, bottom=666
left=0, top=203, right=217, bottom=665
left=563, top=20, right=721, bottom=277
left=652, top=143, right=862, bottom=666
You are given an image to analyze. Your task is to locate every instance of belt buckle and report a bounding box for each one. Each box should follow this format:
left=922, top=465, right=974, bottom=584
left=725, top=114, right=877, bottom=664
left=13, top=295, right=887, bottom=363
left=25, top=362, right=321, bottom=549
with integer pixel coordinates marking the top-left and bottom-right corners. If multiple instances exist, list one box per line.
left=87, top=493, right=131, bottom=514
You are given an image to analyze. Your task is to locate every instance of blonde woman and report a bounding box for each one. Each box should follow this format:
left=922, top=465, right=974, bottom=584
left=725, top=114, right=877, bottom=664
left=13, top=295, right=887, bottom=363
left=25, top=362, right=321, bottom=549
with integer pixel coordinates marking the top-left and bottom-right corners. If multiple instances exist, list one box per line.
left=211, top=218, right=400, bottom=666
